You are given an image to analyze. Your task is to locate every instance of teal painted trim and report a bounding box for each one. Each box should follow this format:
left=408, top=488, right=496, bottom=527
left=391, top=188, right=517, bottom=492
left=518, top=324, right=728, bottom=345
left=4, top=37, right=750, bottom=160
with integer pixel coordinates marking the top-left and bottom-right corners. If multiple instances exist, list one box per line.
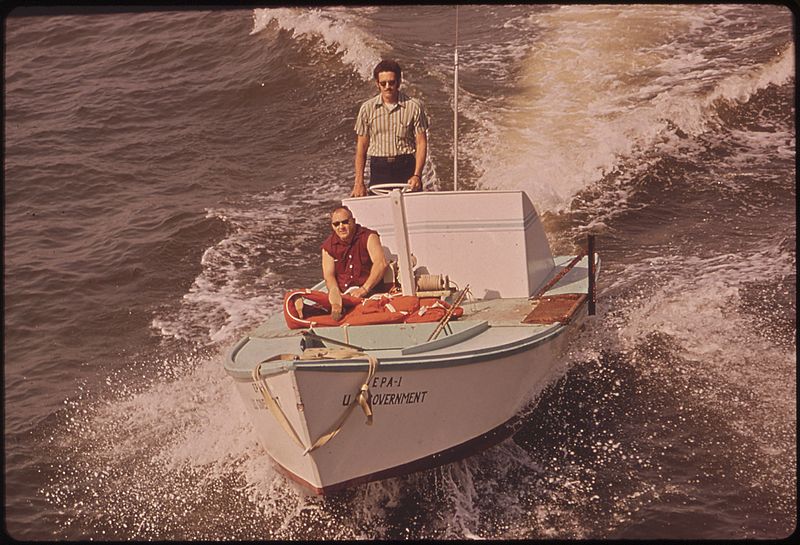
left=224, top=339, right=286, bottom=378
left=224, top=318, right=574, bottom=382
left=401, top=320, right=489, bottom=355
left=227, top=336, right=250, bottom=363
left=224, top=251, right=600, bottom=382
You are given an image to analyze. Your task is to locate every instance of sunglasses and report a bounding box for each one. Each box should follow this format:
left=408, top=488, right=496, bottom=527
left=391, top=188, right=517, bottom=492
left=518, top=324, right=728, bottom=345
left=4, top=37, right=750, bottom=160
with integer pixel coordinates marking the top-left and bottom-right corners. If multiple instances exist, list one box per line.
left=378, top=80, right=398, bottom=88
left=331, top=219, right=352, bottom=227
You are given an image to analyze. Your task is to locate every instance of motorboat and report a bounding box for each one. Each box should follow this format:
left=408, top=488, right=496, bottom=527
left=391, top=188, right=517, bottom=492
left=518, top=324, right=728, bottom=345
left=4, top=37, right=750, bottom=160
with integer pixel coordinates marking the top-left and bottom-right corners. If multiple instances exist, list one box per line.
left=223, top=189, right=599, bottom=494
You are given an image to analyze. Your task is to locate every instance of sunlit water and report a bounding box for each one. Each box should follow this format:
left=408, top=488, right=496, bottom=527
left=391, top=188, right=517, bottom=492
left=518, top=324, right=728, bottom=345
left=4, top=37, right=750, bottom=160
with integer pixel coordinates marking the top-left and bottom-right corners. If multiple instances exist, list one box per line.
left=4, top=5, right=795, bottom=540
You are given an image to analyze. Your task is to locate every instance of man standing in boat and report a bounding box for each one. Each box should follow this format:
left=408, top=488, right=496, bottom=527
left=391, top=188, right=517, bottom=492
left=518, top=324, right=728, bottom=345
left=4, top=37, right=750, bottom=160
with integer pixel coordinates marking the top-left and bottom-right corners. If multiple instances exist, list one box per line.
left=351, top=59, right=429, bottom=197
left=321, top=206, right=388, bottom=319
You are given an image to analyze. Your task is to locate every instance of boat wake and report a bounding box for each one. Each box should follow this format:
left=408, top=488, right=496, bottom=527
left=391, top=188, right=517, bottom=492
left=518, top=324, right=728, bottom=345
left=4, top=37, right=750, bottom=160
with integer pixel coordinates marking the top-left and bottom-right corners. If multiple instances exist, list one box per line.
left=150, top=183, right=348, bottom=346
left=612, top=245, right=796, bottom=445
left=468, top=5, right=793, bottom=217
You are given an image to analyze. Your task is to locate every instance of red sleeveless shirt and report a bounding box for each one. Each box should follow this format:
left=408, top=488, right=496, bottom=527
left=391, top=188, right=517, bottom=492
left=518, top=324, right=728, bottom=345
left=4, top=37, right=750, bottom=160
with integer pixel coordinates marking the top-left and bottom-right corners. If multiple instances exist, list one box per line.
left=321, top=224, right=377, bottom=292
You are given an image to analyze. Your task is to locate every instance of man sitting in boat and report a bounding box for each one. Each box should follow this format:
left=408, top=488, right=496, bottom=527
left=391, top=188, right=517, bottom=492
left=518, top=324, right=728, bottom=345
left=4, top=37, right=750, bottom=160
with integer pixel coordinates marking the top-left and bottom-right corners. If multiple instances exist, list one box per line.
left=321, top=206, right=388, bottom=320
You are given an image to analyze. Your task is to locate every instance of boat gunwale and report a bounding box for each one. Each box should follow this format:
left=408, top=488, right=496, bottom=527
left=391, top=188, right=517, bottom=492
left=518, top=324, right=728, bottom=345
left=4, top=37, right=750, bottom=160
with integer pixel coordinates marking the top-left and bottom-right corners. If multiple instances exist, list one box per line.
left=224, top=313, right=577, bottom=382
left=224, top=255, right=600, bottom=382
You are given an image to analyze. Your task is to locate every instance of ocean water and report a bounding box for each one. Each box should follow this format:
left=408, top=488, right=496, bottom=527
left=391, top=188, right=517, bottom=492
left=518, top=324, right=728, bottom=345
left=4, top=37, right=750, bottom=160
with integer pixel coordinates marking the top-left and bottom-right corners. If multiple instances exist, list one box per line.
left=3, top=5, right=795, bottom=540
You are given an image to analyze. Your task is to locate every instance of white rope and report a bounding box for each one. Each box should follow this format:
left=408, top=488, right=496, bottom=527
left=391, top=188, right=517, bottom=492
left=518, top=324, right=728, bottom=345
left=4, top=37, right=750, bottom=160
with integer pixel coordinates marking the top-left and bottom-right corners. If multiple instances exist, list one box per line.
left=301, top=350, right=380, bottom=454
left=417, top=273, right=447, bottom=291
left=251, top=350, right=380, bottom=455
left=251, top=355, right=306, bottom=450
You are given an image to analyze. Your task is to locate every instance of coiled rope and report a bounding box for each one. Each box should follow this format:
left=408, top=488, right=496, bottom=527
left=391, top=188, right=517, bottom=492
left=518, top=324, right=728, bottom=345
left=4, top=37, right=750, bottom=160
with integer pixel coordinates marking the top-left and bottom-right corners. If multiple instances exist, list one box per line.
left=416, top=273, right=448, bottom=291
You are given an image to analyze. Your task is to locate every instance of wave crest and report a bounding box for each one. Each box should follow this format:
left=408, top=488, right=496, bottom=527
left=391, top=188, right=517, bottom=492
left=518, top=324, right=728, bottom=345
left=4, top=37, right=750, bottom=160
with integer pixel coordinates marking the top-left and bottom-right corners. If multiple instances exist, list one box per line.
left=251, top=7, right=386, bottom=80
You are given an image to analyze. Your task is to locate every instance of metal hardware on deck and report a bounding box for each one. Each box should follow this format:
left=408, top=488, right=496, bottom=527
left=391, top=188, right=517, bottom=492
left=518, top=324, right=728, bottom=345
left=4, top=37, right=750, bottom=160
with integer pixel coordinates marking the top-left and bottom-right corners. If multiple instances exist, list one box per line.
left=530, top=250, right=587, bottom=301
left=302, top=330, right=364, bottom=352
left=415, top=289, right=454, bottom=298
left=427, top=284, right=470, bottom=342
left=390, top=190, right=416, bottom=296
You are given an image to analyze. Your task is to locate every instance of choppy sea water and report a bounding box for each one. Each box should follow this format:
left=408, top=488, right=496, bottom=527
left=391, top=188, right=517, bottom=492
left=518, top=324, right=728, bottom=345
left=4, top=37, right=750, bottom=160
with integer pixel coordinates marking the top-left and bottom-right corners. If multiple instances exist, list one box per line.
left=3, top=5, right=795, bottom=540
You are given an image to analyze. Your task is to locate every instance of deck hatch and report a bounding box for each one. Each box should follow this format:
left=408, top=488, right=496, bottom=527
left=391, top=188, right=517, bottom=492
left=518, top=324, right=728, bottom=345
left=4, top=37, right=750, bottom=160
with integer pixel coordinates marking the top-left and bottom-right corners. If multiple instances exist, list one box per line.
left=522, top=293, right=587, bottom=324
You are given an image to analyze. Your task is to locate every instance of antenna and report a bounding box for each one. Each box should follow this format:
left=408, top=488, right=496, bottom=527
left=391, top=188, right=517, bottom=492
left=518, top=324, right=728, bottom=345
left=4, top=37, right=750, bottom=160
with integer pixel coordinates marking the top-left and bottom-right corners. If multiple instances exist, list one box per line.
left=453, top=5, right=459, bottom=191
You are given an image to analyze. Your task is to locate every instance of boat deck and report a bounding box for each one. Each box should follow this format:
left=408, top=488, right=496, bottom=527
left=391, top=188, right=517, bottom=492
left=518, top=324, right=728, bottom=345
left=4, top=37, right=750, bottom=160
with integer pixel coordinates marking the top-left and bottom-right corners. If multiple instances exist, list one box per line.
left=460, top=297, right=534, bottom=325
left=225, top=254, right=593, bottom=372
left=249, top=254, right=590, bottom=338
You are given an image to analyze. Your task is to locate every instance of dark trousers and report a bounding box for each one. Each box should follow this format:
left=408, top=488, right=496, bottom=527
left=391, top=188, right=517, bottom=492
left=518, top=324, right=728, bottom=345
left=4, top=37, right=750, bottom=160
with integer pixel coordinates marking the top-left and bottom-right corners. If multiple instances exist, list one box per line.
left=369, top=154, right=415, bottom=184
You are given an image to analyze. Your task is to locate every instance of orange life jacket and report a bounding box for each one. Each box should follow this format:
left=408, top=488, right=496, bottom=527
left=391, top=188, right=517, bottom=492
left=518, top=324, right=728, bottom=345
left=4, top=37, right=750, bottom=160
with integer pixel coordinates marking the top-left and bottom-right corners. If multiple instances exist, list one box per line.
left=283, top=290, right=463, bottom=329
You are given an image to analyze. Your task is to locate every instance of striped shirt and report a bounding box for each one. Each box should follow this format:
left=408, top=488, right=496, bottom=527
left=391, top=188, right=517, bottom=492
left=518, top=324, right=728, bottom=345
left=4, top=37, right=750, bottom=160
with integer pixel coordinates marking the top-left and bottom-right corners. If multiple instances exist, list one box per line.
left=354, top=91, right=429, bottom=157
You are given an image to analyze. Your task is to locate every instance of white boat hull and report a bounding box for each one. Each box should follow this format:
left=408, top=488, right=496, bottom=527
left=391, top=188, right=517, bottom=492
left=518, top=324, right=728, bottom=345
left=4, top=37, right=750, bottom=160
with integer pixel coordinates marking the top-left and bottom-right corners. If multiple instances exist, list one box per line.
left=223, top=190, right=598, bottom=493
left=229, top=311, right=580, bottom=493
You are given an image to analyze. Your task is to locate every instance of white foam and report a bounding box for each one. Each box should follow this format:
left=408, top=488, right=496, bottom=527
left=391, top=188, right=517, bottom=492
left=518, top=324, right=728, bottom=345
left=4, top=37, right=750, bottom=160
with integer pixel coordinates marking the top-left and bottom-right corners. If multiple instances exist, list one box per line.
left=149, top=187, right=344, bottom=346
left=45, top=347, right=323, bottom=537
left=465, top=5, right=793, bottom=213
left=610, top=246, right=796, bottom=446
left=251, top=7, right=386, bottom=81
left=708, top=41, right=793, bottom=103
left=150, top=235, right=284, bottom=346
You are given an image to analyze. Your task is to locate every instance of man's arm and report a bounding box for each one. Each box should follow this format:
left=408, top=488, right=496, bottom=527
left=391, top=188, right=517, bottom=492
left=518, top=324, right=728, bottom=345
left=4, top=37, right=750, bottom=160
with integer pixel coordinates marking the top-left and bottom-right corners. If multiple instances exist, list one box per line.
left=408, top=130, right=427, bottom=192
left=322, top=249, right=344, bottom=320
left=353, top=135, right=370, bottom=197
left=349, top=233, right=388, bottom=298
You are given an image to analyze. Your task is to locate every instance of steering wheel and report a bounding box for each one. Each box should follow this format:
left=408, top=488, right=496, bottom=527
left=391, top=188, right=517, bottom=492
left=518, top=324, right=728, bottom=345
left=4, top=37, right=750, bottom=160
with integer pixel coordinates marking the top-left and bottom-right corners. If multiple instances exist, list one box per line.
left=368, top=183, right=410, bottom=196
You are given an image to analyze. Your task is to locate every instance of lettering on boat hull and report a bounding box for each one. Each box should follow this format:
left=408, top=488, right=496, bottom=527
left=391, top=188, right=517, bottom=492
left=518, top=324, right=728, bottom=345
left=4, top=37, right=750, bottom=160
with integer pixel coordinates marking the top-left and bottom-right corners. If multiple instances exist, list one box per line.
left=371, top=375, right=403, bottom=388
left=342, top=390, right=428, bottom=406
left=342, top=374, right=427, bottom=406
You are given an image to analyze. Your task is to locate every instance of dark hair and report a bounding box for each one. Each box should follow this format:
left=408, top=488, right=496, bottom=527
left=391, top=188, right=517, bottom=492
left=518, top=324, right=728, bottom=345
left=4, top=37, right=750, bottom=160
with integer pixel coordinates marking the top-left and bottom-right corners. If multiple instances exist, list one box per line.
left=373, top=59, right=402, bottom=85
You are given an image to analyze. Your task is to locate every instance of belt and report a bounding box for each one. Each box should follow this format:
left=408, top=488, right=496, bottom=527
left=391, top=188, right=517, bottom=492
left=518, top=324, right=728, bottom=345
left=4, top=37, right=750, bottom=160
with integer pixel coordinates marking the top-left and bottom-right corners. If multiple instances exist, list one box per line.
left=371, top=154, right=414, bottom=164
